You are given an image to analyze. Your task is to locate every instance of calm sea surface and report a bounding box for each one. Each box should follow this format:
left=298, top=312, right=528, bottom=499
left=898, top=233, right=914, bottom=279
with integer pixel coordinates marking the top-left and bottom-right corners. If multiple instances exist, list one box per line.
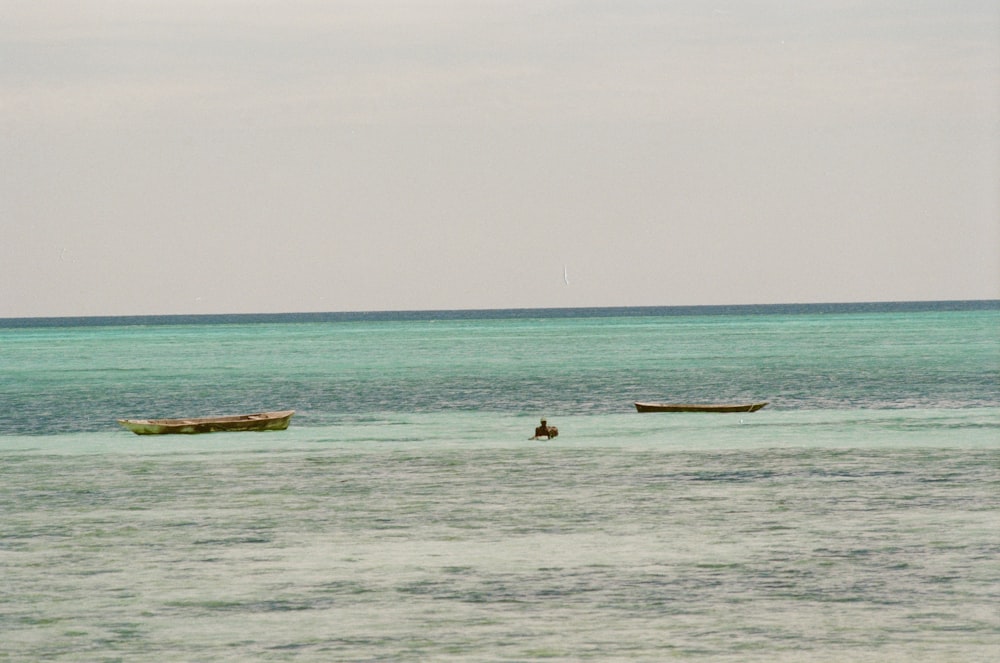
left=1, top=303, right=998, bottom=661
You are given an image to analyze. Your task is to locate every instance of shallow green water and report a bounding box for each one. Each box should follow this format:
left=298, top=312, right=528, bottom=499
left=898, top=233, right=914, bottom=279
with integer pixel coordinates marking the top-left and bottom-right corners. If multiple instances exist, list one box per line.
left=1, top=304, right=997, bottom=660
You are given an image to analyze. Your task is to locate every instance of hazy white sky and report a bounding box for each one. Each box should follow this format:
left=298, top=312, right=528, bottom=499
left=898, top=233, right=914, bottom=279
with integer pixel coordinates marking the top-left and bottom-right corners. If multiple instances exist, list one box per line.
left=3, top=0, right=998, bottom=316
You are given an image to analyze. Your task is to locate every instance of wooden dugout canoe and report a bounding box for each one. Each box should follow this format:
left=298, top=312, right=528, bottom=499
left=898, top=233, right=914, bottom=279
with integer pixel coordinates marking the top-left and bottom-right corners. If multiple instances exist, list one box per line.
left=634, top=402, right=768, bottom=413
left=117, top=410, right=295, bottom=435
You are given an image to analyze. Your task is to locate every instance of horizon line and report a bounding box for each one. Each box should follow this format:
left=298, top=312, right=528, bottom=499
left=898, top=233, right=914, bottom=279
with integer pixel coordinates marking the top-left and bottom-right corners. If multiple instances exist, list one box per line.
left=2, top=299, right=997, bottom=327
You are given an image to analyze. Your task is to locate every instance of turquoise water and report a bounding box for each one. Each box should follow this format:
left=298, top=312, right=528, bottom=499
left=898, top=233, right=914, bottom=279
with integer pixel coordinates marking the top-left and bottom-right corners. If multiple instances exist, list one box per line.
left=1, top=303, right=998, bottom=660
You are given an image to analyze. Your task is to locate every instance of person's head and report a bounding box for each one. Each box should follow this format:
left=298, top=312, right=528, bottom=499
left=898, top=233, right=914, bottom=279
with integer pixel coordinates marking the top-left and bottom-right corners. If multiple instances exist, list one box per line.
left=540, top=419, right=547, bottom=426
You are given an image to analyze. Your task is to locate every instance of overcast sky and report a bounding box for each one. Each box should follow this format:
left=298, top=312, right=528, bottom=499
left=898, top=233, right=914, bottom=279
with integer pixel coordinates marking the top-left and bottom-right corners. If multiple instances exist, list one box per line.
left=3, top=1, right=998, bottom=317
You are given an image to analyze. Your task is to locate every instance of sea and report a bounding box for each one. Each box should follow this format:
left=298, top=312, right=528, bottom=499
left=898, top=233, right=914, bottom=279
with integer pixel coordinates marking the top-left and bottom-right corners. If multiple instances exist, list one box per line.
left=1, top=301, right=998, bottom=662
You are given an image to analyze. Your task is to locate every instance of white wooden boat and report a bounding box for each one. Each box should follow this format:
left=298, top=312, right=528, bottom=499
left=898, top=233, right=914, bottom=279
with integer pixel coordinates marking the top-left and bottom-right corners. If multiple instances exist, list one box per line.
left=118, top=410, right=294, bottom=435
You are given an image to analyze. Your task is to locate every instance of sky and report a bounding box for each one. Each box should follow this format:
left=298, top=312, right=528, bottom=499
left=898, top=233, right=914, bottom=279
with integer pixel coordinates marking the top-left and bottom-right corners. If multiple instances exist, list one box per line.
left=2, top=0, right=998, bottom=317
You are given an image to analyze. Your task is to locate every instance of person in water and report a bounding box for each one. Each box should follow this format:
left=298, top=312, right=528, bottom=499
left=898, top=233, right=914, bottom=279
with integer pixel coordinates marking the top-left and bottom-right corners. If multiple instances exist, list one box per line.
left=531, top=419, right=558, bottom=440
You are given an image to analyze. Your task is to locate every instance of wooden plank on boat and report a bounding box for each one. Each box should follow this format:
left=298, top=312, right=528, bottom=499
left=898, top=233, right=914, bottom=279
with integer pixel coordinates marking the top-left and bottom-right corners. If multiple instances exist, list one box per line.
left=634, top=402, right=768, bottom=413
left=117, top=410, right=294, bottom=435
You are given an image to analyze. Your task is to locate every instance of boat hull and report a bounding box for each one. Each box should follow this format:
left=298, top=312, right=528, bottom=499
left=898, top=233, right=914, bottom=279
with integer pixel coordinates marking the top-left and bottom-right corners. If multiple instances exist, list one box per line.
left=635, top=402, right=768, bottom=413
left=117, top=410, right=294, bottom=435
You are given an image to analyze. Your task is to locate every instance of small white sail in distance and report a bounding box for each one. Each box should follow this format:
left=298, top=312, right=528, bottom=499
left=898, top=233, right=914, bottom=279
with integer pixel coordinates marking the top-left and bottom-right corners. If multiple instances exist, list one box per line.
left=563, top=265, right=570, bottom=285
